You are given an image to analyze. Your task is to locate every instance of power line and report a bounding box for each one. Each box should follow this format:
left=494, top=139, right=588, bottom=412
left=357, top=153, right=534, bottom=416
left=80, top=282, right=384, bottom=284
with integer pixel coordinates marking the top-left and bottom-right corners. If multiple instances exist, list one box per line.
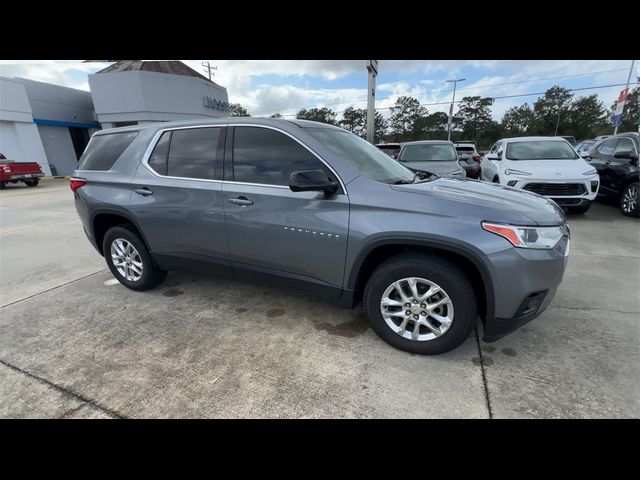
left=260, top=82, right=639, bottom=118
left=251, top=68, right=632, bottom=116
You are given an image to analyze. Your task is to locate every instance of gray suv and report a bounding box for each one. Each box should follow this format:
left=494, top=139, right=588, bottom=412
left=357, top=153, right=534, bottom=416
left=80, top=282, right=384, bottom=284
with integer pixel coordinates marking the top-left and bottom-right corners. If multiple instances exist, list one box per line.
left=72, top=118, right=570, bottom=355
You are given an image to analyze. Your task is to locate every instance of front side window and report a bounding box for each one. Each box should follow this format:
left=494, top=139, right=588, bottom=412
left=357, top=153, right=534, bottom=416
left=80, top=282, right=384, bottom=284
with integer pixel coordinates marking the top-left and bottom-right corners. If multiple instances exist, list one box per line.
left=597, top=138, right=618, bottom=156
left=399, top=144, right=458, bottom=162
left=614, top=137, right=636, bottom=155
left=506, top=140, right=579, bottom=161
left=147, top=127, right=220, bottom=179
left=232, top=127, right=332, bottom=186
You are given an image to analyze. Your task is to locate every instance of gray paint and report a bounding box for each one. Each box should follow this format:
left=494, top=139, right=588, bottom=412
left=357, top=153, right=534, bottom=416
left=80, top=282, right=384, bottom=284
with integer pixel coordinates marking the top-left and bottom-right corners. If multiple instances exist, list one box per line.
left=73, top=118, right=570, bottom=345
left=37, top=124, right=78, bottom=176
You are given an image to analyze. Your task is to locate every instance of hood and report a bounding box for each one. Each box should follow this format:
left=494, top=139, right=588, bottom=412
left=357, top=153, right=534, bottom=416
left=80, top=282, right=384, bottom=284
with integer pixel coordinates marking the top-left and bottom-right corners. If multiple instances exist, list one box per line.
left=391, top=177, right=566, bottom=226
left=502, top=158, right=595, bottom=178
left=403, top=160, right=463, bottom=176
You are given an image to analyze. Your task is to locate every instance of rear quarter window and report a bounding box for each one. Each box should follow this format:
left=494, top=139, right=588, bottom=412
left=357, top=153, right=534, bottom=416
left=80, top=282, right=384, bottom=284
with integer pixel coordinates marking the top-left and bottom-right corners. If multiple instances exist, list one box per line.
left=78, top=131, right=138, bottom=170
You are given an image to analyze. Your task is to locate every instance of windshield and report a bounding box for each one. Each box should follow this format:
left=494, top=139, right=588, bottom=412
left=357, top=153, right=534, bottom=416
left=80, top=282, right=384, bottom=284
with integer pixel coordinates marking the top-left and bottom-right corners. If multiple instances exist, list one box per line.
left=506, top=140, right=579, bottom=160
left=399, top=144, right=457, bottom=162
left=306, top=128, right=415, bottom=184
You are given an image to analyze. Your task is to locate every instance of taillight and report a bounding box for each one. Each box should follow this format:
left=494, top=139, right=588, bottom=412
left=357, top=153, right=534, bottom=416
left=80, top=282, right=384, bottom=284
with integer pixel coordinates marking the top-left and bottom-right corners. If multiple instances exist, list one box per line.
left=472, top=155, right=481, bottom=163
left=70, top=177, right=86, bottom=192
left=2, top=166, right=10, bottom=173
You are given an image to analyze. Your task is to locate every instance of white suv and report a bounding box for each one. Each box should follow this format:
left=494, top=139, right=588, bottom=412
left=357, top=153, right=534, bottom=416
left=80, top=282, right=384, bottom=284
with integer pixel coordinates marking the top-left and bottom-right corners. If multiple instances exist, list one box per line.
left=480, top=136, right=600, bottom=214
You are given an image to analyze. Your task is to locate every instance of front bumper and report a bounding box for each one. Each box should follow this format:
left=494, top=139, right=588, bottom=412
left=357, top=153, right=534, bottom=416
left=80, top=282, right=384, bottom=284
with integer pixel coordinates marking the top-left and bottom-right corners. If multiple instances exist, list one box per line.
left=506, top=177, right=599, bottom=205
left=482, top=234, right=569, bottom=342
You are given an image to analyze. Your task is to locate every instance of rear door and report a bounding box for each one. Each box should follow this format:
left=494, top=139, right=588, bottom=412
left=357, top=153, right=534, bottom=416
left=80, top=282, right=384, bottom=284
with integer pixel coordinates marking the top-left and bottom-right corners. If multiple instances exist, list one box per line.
left=222, top=125, right=349, bottom=296
left=128, top=126, right=229, bottom=269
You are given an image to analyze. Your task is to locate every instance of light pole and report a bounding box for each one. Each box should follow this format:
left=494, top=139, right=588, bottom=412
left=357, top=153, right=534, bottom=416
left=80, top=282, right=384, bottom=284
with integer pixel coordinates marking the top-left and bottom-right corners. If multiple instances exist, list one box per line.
left=446, top=78, right=465, bottom=141
left=366, top=60, right=378, bottom=143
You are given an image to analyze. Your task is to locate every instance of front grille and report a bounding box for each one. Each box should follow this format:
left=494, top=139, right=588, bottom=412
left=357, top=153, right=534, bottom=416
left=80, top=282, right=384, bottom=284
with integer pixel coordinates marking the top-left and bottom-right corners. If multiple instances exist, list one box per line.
left=523, top=183, right=586, bottom=196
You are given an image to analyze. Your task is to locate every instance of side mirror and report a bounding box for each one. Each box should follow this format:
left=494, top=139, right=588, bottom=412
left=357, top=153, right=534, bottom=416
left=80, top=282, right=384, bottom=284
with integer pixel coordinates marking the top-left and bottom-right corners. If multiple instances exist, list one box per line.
left=289, top=170, right=339, bottom=195
left=487, top=153, right=501, bottom=161
left=613, top=150, right=638, bottom=161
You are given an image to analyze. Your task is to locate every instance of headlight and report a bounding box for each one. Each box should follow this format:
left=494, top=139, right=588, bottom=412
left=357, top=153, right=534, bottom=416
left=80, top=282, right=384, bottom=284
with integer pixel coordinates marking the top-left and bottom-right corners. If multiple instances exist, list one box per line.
left=482, top=222, right=565, bottom=249
left=582, top=169, right=597, bottom=176
left=504, top=169, right=532, bottom=176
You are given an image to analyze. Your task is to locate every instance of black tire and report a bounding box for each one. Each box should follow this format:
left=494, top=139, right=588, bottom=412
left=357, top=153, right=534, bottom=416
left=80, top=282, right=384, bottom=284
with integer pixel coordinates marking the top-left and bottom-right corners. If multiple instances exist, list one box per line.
left=103, top=225, right=167, bottom=291
left=492, top=175, right=500, bottom=184
left=0, top=182, right=5, bottom=190
left=24, top=178, right=39, bottom=187
left=363, top=253, right=477, bottom=355
left=568, top=202, right=591, bottom=215
left=620, top=181, right=639, bottom=217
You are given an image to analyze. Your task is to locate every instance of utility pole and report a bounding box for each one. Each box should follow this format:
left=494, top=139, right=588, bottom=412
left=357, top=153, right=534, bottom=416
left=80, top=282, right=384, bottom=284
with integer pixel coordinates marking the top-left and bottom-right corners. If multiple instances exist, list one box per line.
left=366, top=60, right=378, bottom=143
left=202, top=61, right=218, bottom=80
left=554, top=102, right=563, bottom=136
left=446, top=78, right=465, bottom=141
left=614, top=59, right=635, bottom=135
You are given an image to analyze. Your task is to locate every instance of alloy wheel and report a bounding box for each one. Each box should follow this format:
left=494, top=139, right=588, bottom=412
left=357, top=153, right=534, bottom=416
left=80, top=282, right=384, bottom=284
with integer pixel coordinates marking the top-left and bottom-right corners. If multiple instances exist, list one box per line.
left=110, top=238, right=143, bottom=282
left=622, top=184, right=638, bottom=214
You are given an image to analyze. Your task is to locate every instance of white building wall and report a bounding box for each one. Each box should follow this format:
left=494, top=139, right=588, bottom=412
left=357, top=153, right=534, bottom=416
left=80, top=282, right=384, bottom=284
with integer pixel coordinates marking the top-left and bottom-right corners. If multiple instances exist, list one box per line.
left=37, top=125, right=77, bottom=176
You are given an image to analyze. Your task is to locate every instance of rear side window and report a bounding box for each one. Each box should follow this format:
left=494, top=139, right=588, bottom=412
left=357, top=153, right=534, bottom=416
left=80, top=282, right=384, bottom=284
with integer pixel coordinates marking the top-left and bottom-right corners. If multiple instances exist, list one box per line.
left=78, top=132, right=138, bottom=170
left=147, top=127, right=221, bottom=180
left=232, top=126, right=330, bottom=186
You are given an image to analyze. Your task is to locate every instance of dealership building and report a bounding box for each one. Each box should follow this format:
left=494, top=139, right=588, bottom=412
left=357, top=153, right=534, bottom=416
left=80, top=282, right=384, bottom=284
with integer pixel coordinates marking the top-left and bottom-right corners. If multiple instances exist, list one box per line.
left=0, top=61, right=229, bottom=176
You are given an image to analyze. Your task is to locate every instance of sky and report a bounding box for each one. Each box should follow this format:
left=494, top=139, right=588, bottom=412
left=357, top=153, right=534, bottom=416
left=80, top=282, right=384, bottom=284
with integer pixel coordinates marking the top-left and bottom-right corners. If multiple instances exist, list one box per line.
left=1, top=60, right=638, bottom=122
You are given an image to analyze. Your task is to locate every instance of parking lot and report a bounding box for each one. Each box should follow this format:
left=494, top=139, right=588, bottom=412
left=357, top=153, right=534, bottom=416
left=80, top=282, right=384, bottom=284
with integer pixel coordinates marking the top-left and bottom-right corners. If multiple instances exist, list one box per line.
left=0, top=178, right=638, bottom=418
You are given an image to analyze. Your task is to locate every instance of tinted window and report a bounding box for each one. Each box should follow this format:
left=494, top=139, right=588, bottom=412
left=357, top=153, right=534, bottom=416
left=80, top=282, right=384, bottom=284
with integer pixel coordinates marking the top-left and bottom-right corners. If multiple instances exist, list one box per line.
left=597, top=138, right=618, bottom=156
left=399, top=144, right=457, bottom=162
left=233, top=127, right=330, bottom=186
left=78, top=132, right=138, bottom=170
left=148, top=131, right=170, bottom=175
left=167, top=128, right=220, bottom=180
left=506, top=140, right=579, bottom=160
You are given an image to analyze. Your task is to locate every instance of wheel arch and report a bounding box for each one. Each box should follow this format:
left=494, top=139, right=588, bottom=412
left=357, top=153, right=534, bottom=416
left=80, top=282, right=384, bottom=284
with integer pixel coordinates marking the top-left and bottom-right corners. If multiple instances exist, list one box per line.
left=347, top=236, right=495, bottom=325
left=91, top=208, right=151, bottom=257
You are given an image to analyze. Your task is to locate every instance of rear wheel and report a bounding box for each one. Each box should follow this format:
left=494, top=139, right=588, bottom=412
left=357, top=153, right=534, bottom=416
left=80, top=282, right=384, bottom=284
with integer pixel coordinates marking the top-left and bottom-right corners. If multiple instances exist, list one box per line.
left=103, top=225, right=167, bottom=291
left=620, top=182, right=639, bottom=217
left=24, top=178, right=39, bottom=187
left=363, top=253, right=477, bottom=355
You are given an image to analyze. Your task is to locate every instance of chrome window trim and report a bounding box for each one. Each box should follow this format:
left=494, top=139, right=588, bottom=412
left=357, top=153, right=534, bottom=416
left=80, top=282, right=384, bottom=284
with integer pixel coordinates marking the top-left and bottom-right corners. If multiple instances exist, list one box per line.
left=140, top=122, right=348, bottom=193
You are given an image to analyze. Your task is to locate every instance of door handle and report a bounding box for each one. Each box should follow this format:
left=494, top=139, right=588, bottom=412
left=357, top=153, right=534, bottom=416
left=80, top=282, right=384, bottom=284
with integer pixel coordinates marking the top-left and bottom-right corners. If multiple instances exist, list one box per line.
left=229, top=196, right=253, bottom=206
left=134, top=187, right=153, bottom=196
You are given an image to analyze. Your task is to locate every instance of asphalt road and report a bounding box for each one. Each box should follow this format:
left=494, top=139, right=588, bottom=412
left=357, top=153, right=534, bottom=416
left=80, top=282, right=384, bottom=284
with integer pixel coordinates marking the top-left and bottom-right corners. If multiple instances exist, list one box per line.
left=1, top=179, right=638, bottom=418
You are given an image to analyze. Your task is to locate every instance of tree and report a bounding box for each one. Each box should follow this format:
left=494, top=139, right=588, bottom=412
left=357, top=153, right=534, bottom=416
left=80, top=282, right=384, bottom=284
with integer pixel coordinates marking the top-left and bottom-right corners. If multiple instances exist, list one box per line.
left=454, top=96, right=495, bottom=141
left=269, top=113, right=283, bottom=118
left=502, top=103, right=535, bottom=136
left=296, top=107, right=337, bottom=125
left=389, top=96, right=429, bottom=142
left=419, top=112, right=449, bottom=140
left=609, top=87, right=639, bottom=133
left=531, top=85, right=573, bottom=135
left=338, top=107, right=388, bottom=142
left=230, top=103, right=251, bottom=117
left=567, top=94, right=608, bottom=139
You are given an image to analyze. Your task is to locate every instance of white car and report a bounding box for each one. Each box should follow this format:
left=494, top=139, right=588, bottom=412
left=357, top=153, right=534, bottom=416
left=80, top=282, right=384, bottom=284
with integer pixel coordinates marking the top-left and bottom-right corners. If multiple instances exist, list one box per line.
left=480, top=136, right=600, bottom=214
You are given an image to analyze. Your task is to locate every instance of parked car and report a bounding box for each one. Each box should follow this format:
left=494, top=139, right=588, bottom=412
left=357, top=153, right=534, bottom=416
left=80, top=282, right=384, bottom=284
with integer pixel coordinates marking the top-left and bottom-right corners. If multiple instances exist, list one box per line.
left=480, top=136, right=599, bottom=214
left=574, top=140, right=596, bottom=157
left=72, top=119, right=570, bottom=355
left=396, top=140, right=466, bottom=178
left=376, top=143, right=401, bottom=159
left=583, top=132, right=639, bottom=217
left=560, top=136, right=576, bottom=146
left=454, top=142, right=482, bottom=179
left=0, top=154, right=44, bottom=189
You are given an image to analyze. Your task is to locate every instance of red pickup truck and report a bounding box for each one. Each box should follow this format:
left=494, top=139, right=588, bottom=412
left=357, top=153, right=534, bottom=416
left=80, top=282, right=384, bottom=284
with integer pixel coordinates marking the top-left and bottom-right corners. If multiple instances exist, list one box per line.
left=0, top=153, right=44, bottom=189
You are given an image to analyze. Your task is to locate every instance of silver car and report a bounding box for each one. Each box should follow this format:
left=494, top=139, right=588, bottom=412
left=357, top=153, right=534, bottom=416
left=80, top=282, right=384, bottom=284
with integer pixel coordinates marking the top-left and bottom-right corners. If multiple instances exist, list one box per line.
left=397, top=140, right=467, bottom=178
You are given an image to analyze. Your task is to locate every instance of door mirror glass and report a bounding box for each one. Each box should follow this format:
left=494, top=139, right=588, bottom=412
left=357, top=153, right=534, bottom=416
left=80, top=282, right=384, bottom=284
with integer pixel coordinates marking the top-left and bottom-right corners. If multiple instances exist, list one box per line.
left=289, top=170, right=339, bottom=195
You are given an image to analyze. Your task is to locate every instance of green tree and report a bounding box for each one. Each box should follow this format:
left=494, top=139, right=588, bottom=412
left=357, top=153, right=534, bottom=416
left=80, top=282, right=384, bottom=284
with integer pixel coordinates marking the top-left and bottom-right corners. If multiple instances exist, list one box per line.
left=389, top=96, right=429, bottom=141
left=454, top=96, right=495, bottom=141
left=419, top=112, right=449, bottom=140
left=338, top=107, right=388, bottom=142
left=269, top=113, right=283, bottom=118
left=531, top=85, right=573, bottom=135
left=609, top=87, right=639, bottom=133
left=567, top=94, right=608, bottom=139
left=296, top=107, right=337, bottom=125
left=230, top=103, right=251, bottom=117
left=501, top=103, right=535, bottom=136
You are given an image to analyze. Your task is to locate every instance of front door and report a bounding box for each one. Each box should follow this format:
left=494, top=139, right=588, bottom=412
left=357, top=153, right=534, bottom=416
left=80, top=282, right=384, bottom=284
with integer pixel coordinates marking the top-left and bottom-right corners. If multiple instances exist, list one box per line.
left=222, top=125, right=349, bottom=297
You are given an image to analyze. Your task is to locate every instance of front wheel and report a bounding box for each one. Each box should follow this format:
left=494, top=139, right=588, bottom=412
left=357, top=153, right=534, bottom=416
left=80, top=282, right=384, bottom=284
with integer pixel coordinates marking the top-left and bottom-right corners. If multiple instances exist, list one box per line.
left=363, top=253, right=477, bottom=355
left=103, top=225, right=167, bottom=291
left=24, top=178, right=39, bottom=187
left=620, top=182, right=639, bottom=217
